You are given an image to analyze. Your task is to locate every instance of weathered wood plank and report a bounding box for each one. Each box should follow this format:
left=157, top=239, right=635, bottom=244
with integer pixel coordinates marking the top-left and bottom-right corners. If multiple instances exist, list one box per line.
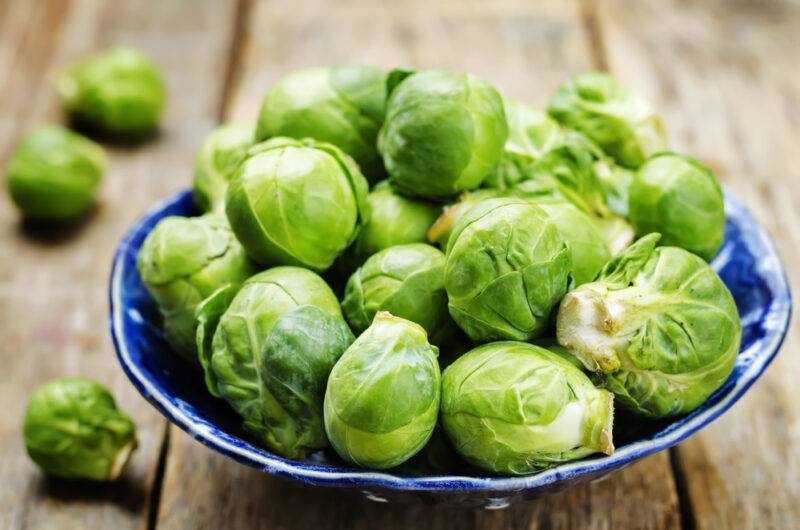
left=157, top=1, right=681, bottom=528
left=599, top=1, right=800, bottom=528
left=0, top=1, right=239, bottom=529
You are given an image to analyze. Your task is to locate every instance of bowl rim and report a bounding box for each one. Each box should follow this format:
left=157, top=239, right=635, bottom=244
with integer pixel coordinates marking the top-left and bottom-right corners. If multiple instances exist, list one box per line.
left=110, top=189, right=792, bottom=493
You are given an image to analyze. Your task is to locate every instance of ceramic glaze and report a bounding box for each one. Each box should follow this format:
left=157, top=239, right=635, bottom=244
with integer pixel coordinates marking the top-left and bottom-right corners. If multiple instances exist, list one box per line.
left=109, top=189, right=791, bottom=508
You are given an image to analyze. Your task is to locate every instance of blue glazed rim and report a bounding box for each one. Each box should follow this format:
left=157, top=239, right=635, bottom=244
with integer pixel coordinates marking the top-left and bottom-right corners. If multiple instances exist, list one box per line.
left=110, top=189, right=792, bottom=494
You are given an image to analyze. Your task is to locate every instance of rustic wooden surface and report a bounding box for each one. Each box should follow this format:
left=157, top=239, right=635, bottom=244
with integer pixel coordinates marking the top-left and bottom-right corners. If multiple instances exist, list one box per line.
left=0, top=0, right=796, bottom=529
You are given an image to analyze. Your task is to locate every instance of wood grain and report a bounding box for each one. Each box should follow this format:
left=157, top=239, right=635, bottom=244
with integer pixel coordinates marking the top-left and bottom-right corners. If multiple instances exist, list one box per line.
left=0, top=1, right=239, bottom=529
left=156, top=0, right=681, bottom=528
left=599, top=0, right=800, bottom=528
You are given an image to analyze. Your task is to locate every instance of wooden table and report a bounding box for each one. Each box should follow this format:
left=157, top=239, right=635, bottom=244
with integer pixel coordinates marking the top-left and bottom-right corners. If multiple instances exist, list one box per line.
left=1, top=0, right=797, bottom=528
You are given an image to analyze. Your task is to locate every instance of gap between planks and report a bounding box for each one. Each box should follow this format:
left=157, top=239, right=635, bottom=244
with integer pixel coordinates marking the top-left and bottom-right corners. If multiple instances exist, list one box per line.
left=217, top=0, right=254, bottom=122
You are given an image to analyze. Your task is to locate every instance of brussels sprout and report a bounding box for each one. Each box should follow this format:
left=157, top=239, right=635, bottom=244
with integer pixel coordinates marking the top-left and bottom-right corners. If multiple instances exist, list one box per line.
left=515, top=131, right=613, bottom=219
left=445, top=197, right=571, bottom=343
left=342, top=243, right=455, bottom=345
left=548, top=72, right=666, bottom=168
left=427, top=189, right=499, bottom=249
left=534, top=199, right=611, bottom=286
left=207, top=267, right=352, bottom=457
left=502, top=99, right=564, bottom=160
left=57, top=47, right=165, bottom=136
left=629, top=153, right=725, bottom=260
left=430, top=193, right=610, bottom=285
left=137, top=213, right=255, bottom=363
left=255, top=66, right=387, bottom=181
left=596, top=163, right=634, bottom=218
left=483, top=99, right=563, bottom=190
left=379, top=69, right=508, bottom=199
left=324, top=312, right=441, bottom=469
left=193, top=123, right=254, bottom=213
left=350, top=181, right=440, bottom=260
left=556, top=234, right=741, bottom=417
left=24, top=378, right=137, bottom=481
left=5, top=126, right=105, bottom=221
left=225, top=137, right=370, bottom=271
left=481, top=128, right=636, bottom=254
left=430, top=191, right=608, bottom=286
left=441, top=341, right=614, bottom=475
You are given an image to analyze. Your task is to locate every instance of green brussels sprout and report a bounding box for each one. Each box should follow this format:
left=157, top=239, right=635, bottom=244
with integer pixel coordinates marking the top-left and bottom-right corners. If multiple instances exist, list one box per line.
left=556, top=234, right=741, bottom=417
left=481, top=128, right=636, bottom=254
left=225, top=137, right=370, bottom=271
left=430, top=192, right=608, bottom=287
left=206, top=267, right=352, bottom=457
left=426, top=189, right=499, bottom=249
left=483, top=99, right=563, bottom=190
left=441, top=341, right=614, bottom=475
left=379, top=69, right=508, bottom=199
left=502, top=99, right=564, bottom=161
left=445, top=197, right=571, bottom=343
left=24, top=378, right=137, bottom=481
left=5, top=126, right=105, bottom=221
left=515, top=130, right=613, bottom=219
left=629, top=153, right=725, bottom=260
left=193, top=122, right=254, bottom=213
left=351, top=181, right=440, bottom=260
left=342, top=243, right=455, bottom=344
left=57, top=47, right=165, bottom=136
left=137, top=213, right=255, bottom=363
left=255, top=66, right=387, bottom=181
left=548, top=72, right=666, bottom=168
left=596, top=163, right=634, bottom=218
left=324, top=312, right=441, bottom=469
left=534, top=199, right=611, bottom=286
left=428, top=187, right=616, bottom=278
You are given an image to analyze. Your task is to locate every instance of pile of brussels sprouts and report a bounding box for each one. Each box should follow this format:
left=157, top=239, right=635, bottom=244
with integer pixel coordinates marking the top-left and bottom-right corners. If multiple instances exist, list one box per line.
left=135, top=66, right=740, bottom=476
left=14, top=57, right=741, bottom=479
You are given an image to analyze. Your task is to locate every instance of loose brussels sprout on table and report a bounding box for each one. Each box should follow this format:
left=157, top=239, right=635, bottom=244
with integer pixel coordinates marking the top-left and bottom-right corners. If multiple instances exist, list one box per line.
left=629, top=152, right=725, bottom=260
left=379, top=69, right=508, bottom=199
left=225, top=137, right=370, bottom=271
left=24, top=378, right=137, bottom=481
left=548, top=71, right=666, bottom=168
left=324, top=312, right=441, bottom=469
left=342, top=243, right=455, bottom=345
left=205, top=266, right=353, bottom=458
left=57, top=47, right=166, bottom=137
left=6, top=126, right=105, bottom=221
left=349, top=181, right=440, bottom=261
left=137, top=213, right=255, bottom=363
left=445, top=197, right=571, bottom=343
left=556, top=234, right=741, bottom=417
left=255, top=66, right=387, bottom=182
left=441, top=341, right=614, bottom=475
left=193, top=122, right=254, bottom=213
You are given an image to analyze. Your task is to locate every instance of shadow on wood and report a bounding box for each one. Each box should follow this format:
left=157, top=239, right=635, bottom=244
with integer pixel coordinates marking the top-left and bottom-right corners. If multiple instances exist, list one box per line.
left=35, top=473, right=148, bottom=515
left=17, top=205, right=102, bottom=246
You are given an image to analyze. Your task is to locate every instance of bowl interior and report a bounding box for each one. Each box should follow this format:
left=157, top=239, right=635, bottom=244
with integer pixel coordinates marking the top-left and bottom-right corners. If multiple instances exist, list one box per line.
left=110, top=189, right=791, bottom=498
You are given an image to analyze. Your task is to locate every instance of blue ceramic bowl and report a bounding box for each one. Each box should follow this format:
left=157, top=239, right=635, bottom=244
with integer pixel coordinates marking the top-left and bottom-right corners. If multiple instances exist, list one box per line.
left=110, top=189, right=791, bottom=508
